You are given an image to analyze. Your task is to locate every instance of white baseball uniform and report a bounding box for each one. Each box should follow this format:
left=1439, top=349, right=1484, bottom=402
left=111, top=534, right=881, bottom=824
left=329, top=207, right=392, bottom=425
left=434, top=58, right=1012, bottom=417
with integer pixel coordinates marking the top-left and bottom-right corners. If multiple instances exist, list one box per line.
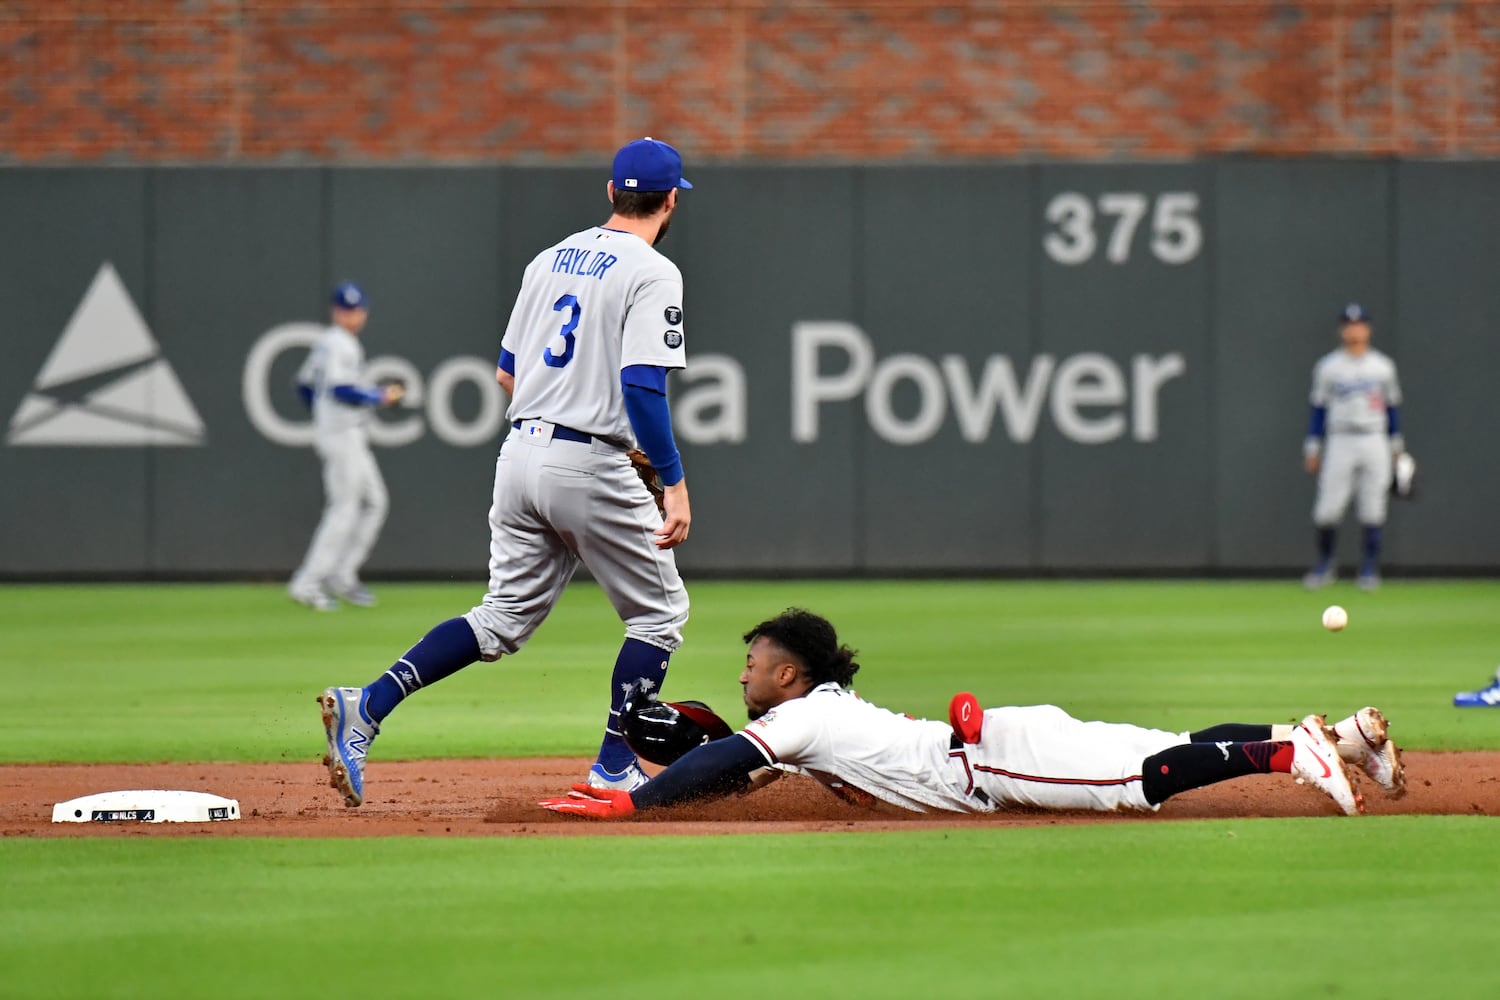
left=1308, top=347, right=1402, bottom=526
left=290, top=324, right=389, bottom=594
left=739, top=683, right=1189, bottom=813
left=463, top=225, right=690, bottom=660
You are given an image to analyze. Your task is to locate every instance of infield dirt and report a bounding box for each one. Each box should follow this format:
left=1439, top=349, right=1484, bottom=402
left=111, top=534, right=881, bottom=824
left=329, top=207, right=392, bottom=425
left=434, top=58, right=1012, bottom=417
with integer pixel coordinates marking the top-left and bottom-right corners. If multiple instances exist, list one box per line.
left=2, top=752, right=1497, bottom=838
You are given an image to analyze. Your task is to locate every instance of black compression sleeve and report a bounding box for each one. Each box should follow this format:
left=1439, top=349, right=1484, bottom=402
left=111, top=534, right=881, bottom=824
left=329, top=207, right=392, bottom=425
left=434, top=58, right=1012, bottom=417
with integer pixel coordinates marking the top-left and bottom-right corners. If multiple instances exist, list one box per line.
left=1188, top=723, right=1273, bottom=743
left=630, top=734, right=767, bottom=810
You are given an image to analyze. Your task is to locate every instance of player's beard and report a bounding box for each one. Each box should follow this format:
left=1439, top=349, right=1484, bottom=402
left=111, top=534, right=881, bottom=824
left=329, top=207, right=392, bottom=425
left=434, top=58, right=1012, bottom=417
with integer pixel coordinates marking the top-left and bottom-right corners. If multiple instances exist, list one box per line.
left=652, top=209, right=675, bottom=246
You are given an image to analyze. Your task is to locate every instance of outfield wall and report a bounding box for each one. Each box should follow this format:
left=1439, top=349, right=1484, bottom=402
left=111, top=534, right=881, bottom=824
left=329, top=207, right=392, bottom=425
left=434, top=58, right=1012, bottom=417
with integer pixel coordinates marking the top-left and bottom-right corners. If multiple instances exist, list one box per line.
left=2, top=161, right=1497, bottom=577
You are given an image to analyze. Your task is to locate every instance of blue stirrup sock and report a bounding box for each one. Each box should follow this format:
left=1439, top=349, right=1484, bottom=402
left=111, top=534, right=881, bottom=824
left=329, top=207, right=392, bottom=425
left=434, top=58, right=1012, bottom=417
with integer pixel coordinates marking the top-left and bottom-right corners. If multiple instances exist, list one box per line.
left=363, top=618, right=481, bottom=724
left=1361, top=524, right=1382, bottom=569
left=1316, top=527, right=1336, bottom=565
left=596, top=637, right=671, bottom=773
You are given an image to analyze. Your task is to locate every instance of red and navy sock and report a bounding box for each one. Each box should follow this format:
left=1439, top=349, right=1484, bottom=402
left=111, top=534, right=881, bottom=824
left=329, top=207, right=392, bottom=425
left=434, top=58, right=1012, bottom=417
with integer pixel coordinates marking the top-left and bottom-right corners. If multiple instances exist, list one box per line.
left=1141, top=740, right=1294, bottom=805
left=363, top=618, right=481, bottom=724
left=595, top=638, right=671, bottom=773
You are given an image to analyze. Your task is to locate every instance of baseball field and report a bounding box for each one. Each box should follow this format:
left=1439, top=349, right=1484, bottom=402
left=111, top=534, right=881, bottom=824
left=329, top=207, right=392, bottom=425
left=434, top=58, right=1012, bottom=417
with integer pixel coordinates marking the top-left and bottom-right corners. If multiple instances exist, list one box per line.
left=2, top=579, right=1497, bottom=998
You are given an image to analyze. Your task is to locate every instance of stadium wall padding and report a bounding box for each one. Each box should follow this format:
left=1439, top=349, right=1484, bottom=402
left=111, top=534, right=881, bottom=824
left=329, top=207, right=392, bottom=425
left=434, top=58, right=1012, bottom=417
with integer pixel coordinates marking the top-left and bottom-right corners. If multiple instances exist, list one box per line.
left=1, top=161, right=1496, bottom=576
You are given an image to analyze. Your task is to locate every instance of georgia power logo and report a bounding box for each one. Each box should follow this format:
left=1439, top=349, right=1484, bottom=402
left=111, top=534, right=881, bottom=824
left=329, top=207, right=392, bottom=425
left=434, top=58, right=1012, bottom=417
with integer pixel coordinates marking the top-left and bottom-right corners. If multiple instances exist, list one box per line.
left=6, top=263, right=205, bottom=447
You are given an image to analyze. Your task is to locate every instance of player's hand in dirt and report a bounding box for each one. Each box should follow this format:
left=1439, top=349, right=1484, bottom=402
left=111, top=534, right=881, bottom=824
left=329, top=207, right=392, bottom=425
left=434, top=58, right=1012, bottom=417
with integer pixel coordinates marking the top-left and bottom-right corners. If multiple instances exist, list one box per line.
left=538, top=784, right=636, bottom=819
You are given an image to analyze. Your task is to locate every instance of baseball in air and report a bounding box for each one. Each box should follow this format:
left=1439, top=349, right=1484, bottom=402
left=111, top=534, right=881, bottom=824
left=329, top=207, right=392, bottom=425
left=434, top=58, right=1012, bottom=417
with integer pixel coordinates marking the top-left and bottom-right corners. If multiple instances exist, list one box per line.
left=1321, top=605, right=1349, bottom=632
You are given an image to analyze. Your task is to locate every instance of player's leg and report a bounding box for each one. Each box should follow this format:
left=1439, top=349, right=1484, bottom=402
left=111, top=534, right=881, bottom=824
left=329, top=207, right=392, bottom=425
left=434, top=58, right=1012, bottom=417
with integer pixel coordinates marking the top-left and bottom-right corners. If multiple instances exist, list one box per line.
left=966, top=706, right=1186, bottom=812
left=553, top=444, right=689, bottom=787
left=318, top=441, right=572, bottom=806
left=1306, top=437, right=1355, bottom=588
left=327, top=439, right=389, bottom=605
left=291, top=438, right=362, bottom=609
left=1189, top=713, right=1401, bottom=796
left=1353, top=437, right=1393, bottom=590
left=1142, top=715, right=1361, bottom=814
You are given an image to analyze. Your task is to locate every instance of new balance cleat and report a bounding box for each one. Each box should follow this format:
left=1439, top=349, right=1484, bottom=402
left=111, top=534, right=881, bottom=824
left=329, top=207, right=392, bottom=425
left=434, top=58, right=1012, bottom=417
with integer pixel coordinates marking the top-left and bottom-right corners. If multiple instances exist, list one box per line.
left=1302, top=564, right=1337, bottom=591
left=949, top=691, right=983, bottom=744
left=318, top=686, right=379, bottom=807
left=1333, top=707, right=1405, bottom=798
left=1290, top=714, right=1363, bottom=816
left=291, top=586, right=339, bottom=612
left=586, top=761, right=649, bottom=792
left=329, top=580, right=378, bottom=608
left=1453, top=670, right=1500, bottom=708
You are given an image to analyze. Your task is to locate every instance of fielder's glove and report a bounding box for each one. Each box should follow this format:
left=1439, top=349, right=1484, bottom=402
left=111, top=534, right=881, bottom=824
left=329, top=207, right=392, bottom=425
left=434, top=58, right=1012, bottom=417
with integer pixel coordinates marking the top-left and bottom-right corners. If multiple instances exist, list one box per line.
left=539, top=785, right=636, bottom=820
left=626, top=449, right=666, bottom=514
left=1390, top=451, right=1418, bottom=499
left=376, top=378, right=407, bottom=407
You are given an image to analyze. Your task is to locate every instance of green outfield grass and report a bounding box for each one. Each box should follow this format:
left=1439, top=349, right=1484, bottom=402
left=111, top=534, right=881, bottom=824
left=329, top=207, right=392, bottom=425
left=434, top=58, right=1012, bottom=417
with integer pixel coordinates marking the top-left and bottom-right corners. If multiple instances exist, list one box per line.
left=0, top=579, right=1497, bottom=762
left=1, top=580, right=1496, bottom=1000
left=1, top=820, right=1496, bottom=999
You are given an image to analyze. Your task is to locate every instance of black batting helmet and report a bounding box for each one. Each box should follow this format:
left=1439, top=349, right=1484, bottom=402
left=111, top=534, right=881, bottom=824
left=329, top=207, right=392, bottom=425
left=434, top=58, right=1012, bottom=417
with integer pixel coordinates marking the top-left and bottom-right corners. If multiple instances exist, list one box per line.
left=618, top=680, right=734, bottom=767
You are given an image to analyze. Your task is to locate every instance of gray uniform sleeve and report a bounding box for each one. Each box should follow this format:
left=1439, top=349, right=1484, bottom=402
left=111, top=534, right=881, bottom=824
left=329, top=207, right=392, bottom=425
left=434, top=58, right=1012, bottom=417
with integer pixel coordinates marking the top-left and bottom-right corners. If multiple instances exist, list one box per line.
left=325, top=335, right=363, bottom=387
left=621, top=268, right=686, bottom=371
left=1309, top=358, right=1331, bottom=407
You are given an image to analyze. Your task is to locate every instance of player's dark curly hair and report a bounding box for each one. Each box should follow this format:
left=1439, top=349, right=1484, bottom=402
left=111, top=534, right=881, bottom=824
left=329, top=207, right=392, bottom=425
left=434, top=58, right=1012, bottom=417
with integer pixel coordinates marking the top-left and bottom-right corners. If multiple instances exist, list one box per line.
left=742, top=608, right=860, bottom=688
left=612, top=188, right=671, bottom=218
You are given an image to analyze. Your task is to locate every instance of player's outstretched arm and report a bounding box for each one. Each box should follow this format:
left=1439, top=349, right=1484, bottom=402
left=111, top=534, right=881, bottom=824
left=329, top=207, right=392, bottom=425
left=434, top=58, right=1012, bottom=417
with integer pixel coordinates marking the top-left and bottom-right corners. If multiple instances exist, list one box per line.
left=539, top=734, right=764, bottom=819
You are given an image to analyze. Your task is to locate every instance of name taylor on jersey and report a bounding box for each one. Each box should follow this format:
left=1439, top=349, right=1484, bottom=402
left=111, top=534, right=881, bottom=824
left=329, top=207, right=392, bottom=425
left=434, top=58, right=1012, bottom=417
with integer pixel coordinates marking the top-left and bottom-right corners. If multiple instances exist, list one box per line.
left=550, top=247, right=619, bottom=281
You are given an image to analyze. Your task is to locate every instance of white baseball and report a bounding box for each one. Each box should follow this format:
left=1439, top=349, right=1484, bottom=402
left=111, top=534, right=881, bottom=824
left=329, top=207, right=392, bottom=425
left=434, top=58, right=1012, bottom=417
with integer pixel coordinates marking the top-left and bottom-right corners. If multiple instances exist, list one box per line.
left=1321, top=605, right=1348, bottom=632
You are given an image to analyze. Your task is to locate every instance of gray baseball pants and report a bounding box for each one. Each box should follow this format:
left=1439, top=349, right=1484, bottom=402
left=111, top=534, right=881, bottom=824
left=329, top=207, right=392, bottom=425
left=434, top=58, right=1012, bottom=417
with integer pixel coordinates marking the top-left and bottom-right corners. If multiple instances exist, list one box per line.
left=291, top=430, right=389, bottom=592
left=464, top=425, right=690, bottom=661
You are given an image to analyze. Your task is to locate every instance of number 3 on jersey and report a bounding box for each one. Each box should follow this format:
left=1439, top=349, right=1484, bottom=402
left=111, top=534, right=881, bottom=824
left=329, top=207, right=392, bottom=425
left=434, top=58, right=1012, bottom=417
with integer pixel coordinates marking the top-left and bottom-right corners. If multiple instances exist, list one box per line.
left=544, top=293, right=581, bottom=368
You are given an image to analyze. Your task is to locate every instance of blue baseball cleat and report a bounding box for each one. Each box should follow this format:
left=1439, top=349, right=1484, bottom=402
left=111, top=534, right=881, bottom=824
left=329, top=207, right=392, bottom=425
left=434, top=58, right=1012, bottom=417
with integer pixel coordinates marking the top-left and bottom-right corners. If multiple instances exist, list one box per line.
left=1454, top=670, right=1500, bottom=708
left=318, top=686, right=380, bottom=806
left=587, top=761, right=649, bottom=792
left=1302, top=562, right=1337, bottom=591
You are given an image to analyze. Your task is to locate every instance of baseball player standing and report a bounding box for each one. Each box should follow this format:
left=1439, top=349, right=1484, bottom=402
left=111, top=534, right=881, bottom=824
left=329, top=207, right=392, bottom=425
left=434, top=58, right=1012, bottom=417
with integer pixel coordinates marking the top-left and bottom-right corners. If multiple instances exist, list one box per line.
left=540, top=608, right=1405, bottom=820
left=317, top=138, right=695, bottom=806
left=289, top=282, right=405, bottom=611
left=1302, top=303, right=1404, bottom=591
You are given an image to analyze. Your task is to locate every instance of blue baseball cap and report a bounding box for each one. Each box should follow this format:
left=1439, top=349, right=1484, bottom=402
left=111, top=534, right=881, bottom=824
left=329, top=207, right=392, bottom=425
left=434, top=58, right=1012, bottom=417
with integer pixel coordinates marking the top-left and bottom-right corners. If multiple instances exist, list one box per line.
left=612, top=137, right=693, bottom=193
left=1339, top=302, right=1370, bottom=324
left=331, top=282, right=367, bottom=310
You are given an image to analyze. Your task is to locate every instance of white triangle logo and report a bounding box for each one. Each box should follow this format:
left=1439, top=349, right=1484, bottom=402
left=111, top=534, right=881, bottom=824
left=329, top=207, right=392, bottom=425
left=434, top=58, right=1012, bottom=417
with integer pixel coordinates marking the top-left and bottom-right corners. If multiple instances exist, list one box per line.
left=7, top=263, right=206, bottom=446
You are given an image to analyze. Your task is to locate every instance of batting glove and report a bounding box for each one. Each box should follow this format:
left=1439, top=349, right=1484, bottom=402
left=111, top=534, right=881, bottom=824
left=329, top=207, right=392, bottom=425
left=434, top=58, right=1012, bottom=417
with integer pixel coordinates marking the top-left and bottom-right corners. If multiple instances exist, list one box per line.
left=538, top=784, right=637, bottom=819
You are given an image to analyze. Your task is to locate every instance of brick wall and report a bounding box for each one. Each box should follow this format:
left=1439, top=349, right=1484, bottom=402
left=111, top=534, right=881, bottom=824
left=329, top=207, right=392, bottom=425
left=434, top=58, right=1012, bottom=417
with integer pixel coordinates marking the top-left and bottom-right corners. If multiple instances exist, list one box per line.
left=3, top=1, right=1497, bottom=164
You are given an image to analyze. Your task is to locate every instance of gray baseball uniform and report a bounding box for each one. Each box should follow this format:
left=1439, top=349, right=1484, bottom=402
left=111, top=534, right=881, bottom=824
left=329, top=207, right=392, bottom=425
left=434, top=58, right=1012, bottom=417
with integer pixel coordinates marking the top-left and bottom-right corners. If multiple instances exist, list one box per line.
left=463, top=224, right=690, bottom=660
left=290, top=322, right=389, bottom=600
left=1306, top=346, right=1403, bottom=527
left=314, top=143, right=694, bottom=809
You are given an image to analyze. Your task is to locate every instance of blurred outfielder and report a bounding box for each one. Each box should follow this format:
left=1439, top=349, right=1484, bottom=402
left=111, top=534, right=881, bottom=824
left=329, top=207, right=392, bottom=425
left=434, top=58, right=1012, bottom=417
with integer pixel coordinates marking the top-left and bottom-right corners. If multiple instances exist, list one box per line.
left=1302, top=303, right=1405, bottom=592
left=289, top=282, right=404, bottom=611
left=318, top=138, right=695, bottom=806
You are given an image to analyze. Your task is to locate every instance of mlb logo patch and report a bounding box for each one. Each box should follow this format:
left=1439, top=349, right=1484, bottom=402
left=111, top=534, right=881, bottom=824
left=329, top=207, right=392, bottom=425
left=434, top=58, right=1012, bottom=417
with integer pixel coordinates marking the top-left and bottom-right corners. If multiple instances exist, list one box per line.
left=625, top=178, right=638, bottom=188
